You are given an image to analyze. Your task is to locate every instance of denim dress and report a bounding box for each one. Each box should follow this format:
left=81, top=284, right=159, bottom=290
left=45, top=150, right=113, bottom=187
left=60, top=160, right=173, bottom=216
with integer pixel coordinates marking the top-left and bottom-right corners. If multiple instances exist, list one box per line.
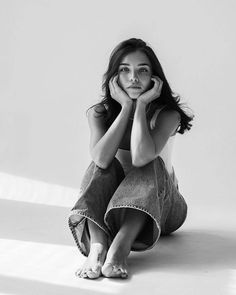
left=68, top=155, right=188, bottom=257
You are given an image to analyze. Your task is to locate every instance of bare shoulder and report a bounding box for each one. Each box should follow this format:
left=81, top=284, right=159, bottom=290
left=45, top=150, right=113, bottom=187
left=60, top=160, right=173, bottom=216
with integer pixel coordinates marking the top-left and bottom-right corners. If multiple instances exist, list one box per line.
left=152, top=109, right=181, bottom=136
left=87, top=104, right=107, bottom=133
left=88, top=104, right=107, bottom=119
left=157, top=109, right=181, bottom=123
left=87, top=104, right=107, bottom=124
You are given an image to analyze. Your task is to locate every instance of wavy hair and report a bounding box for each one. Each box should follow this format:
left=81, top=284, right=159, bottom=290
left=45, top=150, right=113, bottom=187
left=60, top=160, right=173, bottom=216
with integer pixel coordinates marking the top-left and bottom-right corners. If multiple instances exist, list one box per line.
left=87, top=38, right=194, bottom=134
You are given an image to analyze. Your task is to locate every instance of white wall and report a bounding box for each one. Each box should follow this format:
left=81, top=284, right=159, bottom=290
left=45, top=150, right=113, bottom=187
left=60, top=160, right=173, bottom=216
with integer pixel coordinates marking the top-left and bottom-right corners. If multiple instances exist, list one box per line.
left=0, top=0, right=235, bottom=213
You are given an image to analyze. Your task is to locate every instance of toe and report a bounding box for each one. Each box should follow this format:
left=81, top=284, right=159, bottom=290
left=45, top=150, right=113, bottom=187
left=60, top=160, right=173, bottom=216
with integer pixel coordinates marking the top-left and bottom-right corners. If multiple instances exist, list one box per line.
left=81, top=270, right=89, bottom=278
left=92, top=265, right=100, bottom=273
left=120, top=266, right=128, bottom=278
left=86, top=264, right=101, bottom=279
left=102, top=263, right=123, bottom=278
left=87, top=269, right=100, bottom=279
left=75, top=268, right=82, bottom=277
left=112, top=265, right=122, bottom=276
left=111, top=265, right=128, bottom=279
left=121, top=270, right=128, bottom=279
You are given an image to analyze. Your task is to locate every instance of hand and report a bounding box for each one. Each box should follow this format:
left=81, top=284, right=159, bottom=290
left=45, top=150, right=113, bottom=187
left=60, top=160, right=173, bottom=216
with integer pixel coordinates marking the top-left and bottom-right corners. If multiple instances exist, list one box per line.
left=137, top=75, right=163, bottom=105
left=109, top=75, right=133, bottom=107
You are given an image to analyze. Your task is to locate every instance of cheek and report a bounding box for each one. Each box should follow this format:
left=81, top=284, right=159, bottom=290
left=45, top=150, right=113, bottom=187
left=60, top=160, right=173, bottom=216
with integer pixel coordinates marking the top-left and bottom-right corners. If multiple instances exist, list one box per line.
left=142, top=76, right=152, bottom=89
left=118, top=74, right=127, bottom=88
left=139, top=71, right=151, bottom=81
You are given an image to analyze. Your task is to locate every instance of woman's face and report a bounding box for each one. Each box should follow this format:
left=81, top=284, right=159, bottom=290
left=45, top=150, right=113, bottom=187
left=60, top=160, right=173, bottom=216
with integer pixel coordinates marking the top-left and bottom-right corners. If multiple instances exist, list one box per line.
left=118, top=51, right=152, bottom=99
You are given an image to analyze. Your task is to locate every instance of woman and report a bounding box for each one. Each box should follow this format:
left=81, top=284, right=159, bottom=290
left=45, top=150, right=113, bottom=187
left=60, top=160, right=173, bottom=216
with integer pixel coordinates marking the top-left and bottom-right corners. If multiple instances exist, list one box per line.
left=68, top=38, right=194, bottom=279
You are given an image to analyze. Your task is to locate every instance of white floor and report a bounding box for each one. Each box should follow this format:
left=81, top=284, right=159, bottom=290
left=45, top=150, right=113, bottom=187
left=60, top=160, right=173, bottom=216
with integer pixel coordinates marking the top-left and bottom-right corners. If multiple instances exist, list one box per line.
left=1, top=182, right=236, bottom=295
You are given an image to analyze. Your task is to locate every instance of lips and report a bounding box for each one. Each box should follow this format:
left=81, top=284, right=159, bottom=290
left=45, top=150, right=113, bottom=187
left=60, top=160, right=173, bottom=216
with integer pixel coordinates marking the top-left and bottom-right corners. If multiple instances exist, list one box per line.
left=128, top=86, right=141, bottom=89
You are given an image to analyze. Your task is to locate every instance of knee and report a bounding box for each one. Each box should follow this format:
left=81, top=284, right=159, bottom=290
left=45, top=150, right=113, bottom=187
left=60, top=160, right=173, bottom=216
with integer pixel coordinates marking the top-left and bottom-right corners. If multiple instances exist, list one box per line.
left=161, top=204, right=188, bottom=235
left=93, top=157, right=122, bottom=171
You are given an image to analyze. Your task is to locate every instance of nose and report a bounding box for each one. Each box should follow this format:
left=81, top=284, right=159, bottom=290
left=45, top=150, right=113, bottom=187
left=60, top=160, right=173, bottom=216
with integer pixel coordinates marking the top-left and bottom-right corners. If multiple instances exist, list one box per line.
left=130, top=71, right=139, bottom=83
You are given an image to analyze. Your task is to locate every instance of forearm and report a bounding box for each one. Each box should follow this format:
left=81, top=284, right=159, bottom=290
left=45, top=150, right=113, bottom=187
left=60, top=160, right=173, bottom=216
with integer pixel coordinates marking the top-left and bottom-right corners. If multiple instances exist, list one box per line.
left=131, top=101, right=155, bottom=166
left=92, top=103, right=132, bottom=169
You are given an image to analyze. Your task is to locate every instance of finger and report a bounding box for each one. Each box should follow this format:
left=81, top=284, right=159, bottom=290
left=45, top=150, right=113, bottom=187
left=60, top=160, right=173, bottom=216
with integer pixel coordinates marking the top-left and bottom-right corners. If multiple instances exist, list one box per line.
left=113, top=75, right=120, bottom=90
left=151, top=77, right=160, bottom=91
left=151, top=75, right=162, bottom=83
left=151, top=76, right=160, bottom=83
left=152, top=75, right=161, bottom=81
left=111, top=75, right=118, bottom=88
left=109, top=77, right=115, bottom=93
left=152, top=76, right=162, bottom=91
left=151, top=76, right=159, bottom=85
left=109, top=76, right=115, bottom=86
left=113, top=75, right=119, bottom=85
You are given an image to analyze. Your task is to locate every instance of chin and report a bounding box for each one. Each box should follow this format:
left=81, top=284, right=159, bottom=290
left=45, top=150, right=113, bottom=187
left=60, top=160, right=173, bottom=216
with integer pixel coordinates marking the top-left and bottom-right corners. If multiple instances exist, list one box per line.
left=128, top=92, right=140, bottom=99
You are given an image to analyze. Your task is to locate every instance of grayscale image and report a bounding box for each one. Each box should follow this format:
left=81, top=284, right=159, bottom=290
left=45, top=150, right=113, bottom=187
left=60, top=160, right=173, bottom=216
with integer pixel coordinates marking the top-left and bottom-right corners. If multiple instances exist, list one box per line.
left=0, top=1, right=235, bottom=294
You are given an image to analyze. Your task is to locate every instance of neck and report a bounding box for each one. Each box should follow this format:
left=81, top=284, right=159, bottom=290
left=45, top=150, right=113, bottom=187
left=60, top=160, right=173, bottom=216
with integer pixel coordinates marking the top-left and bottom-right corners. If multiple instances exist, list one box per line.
left=131, top=99, right=137, bottom=109
left=129, top=99, right=137, bottom=118
left=129, top=100, right=155, bottom=120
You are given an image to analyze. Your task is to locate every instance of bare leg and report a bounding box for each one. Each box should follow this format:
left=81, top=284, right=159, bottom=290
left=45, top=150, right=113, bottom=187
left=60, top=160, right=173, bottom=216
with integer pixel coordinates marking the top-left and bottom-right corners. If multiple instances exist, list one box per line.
left=102, top=209, right=148, bottom=279
left=75, top=220, right=108, bottom=279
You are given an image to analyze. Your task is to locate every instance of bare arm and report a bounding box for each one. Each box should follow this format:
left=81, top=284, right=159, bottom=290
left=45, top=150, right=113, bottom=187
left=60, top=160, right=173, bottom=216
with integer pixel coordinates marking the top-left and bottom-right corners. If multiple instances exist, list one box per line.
left=131, top=100, right=180, bottom=167
left=88, top=102, right=133, bottom=169
left=130, top=101, right=155, bottom=166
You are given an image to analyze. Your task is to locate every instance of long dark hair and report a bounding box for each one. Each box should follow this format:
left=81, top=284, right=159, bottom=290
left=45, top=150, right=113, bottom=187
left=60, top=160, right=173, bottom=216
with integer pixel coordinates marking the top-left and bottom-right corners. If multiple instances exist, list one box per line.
left=87, top=38, right=194, bottom=134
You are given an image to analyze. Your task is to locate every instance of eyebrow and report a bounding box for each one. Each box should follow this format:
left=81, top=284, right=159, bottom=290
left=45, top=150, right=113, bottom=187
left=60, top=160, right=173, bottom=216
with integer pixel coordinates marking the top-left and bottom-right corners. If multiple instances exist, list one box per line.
left=119, top=63, right=151, bottom=67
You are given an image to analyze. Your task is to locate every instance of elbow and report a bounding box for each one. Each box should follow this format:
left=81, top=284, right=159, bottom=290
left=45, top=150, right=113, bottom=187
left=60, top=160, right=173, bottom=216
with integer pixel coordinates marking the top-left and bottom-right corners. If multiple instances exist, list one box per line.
left=132, top=161, right=144, bottom=167
left=94, top=161, right=108, bottom=170
left=91, top=152, right=111, bottom=170
left=132, top=152, right=156, bottom=167
left=131, top=144, right=157, bottom=167
left=92, top=158, right=109, bottom=170
left=132, top=156, right=151, bottom=167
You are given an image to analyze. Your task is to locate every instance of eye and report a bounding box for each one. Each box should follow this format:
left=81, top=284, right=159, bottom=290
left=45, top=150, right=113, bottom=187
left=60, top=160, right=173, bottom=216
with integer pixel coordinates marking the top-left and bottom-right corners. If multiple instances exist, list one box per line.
left=119, top=67, right=129, bottom=72
left=139, top=68, right=149, bottom=73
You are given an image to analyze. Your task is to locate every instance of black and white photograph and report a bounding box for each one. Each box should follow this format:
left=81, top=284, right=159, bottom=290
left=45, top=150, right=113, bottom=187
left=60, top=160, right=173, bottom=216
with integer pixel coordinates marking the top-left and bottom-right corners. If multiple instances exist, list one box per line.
left=0, top=0, right=235, bottom=294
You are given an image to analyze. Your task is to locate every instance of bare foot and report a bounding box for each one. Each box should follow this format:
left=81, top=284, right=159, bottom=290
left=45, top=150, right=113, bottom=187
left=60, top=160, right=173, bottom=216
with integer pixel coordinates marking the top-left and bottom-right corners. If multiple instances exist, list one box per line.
left=75, top=243, right=107, bottom=279
left=102, top=236, right=130, bottom=279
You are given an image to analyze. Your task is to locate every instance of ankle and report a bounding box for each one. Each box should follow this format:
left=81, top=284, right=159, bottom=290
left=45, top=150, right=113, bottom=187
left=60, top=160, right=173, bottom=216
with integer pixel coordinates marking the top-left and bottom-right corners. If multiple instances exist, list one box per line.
left=88, top=220, right=108, bottom=246
left=115, top=228, right=134, bottom=248
left=108, top=234, right=131, bottom=256
left=90, top=241, right=108, bottom=251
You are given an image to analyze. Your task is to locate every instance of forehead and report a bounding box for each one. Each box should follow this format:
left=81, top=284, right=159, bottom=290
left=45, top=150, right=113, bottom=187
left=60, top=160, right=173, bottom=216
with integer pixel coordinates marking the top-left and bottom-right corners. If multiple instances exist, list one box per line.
left=120, top=51, right=151, bottom=66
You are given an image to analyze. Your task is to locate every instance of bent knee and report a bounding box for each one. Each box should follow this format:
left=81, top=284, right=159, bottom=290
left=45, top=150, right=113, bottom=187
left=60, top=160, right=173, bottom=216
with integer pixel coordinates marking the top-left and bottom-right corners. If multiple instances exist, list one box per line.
left=161, top=205, right=188, bottom=235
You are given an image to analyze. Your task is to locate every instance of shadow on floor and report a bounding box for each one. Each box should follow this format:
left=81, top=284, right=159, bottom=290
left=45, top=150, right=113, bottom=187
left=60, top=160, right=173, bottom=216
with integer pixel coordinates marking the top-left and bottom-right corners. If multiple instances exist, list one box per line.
left=128, top=229, right=236, bottom=276
left=2, top=199, right=236, bottom=282
left=0, top=199, right=72, bottom=246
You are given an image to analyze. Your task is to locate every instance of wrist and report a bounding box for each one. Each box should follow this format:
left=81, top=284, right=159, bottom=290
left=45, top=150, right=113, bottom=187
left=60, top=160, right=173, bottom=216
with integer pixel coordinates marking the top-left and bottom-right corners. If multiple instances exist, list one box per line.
left=136, top=99, right=148, bottom=110
left=121, top=101, right=133, bottom=110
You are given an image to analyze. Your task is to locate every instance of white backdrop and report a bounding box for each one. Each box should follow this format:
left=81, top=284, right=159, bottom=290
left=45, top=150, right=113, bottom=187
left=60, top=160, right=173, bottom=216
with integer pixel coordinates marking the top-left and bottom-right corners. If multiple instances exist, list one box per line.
left=0, top=0, right=235, bottom=218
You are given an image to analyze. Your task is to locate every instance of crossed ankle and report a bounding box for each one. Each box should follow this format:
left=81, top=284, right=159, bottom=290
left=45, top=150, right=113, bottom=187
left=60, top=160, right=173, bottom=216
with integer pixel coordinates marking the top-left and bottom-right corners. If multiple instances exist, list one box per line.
left=90, top=242, right=108, bottom=252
